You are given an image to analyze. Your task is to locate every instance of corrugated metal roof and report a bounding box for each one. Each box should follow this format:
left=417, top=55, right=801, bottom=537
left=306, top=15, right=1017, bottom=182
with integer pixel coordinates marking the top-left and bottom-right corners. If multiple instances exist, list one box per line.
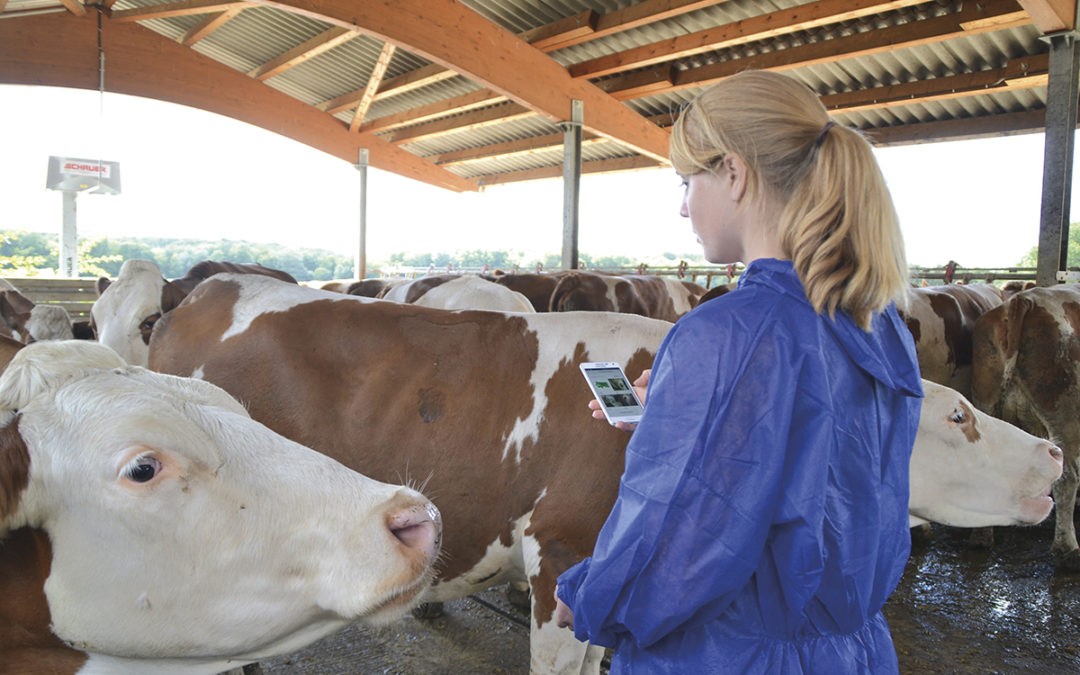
left=0, top=0, right=1067, bottom=191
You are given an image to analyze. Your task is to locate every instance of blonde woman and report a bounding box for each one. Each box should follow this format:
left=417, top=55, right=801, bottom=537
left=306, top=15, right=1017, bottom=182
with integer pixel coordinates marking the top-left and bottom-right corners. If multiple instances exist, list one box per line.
left=555, top=70, right=922, bottom=673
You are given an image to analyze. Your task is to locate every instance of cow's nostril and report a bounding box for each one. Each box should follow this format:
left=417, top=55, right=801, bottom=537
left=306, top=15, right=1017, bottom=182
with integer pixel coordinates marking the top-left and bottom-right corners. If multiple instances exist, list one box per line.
left=1049, top=444, right=1064, bottom=464
left=388, top=502, right=442, bottom=556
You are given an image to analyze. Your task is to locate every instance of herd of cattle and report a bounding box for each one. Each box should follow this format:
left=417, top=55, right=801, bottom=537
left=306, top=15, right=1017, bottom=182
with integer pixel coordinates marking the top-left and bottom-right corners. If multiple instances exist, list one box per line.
left=0, top=259, right=1074, bottom=673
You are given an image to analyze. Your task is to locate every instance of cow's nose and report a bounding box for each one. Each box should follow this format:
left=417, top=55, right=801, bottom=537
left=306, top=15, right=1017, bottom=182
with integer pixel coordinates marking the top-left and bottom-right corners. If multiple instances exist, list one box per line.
left=388, top=501, right=442, bottom=560
left=1048, top=443, right=1064, bottom=466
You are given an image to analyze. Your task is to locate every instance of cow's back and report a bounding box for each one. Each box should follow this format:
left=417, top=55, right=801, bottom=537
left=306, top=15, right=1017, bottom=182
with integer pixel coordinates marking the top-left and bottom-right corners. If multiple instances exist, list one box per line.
left=150, top=275, right=668, bottom=599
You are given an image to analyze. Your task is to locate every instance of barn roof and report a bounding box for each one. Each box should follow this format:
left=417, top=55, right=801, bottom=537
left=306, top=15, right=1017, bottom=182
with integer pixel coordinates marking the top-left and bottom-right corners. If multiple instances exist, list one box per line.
left=0, top=1, right=1074, bottom=192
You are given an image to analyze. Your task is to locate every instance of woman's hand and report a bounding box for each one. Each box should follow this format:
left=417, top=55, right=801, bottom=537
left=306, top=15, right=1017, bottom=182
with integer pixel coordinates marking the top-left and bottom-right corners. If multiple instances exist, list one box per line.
left=587, top=369, right=650, bottom=431
left=553, top=587, right=575, bottom=630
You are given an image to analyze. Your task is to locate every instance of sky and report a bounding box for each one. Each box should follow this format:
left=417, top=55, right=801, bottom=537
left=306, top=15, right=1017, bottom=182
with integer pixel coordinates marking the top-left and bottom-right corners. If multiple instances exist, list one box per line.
left=0, top=84, right=1070, bottom=270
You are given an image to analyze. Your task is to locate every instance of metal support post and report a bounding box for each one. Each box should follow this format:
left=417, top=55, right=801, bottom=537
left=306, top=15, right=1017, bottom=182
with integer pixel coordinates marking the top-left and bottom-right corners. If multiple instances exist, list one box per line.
left=560, top=100, right=583, bottom=270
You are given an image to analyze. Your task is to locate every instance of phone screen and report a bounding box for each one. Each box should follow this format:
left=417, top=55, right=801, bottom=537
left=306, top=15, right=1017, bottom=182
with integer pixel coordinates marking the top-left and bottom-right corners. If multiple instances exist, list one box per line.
left=580, top=363, right=644, bottom=423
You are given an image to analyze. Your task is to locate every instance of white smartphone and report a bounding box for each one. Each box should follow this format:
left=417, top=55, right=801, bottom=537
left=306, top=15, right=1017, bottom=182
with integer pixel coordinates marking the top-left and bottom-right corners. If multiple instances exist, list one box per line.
left=579, top=361, right=645, bottom=426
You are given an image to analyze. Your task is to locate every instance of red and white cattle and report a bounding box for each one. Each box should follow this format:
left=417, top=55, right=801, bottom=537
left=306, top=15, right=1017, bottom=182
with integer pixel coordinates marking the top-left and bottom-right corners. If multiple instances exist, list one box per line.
left=483, top=271, right=565, bottom=312
left=0, top=339, right=441, bottom=673
left=548, top=270, right=707, bottom=321
left=0, top=279, right=74, bottom=343
left=972, top=285, right=1080, bottom=569
left=381, top=274, right=535, bottom=312
left=147, top=275, right=1061, bottom=674
left=900, top=283, right=1004, bottom=397
left=91, top=259, right=297, bottom=366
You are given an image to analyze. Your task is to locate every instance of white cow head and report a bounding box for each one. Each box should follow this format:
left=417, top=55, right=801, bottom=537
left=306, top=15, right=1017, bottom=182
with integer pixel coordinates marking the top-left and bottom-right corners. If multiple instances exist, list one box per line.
left=0, top=340, right=441, bottom=671
left=91, top=259, right=172, bottom=366
left=909, top=380, right=1063, bottom=528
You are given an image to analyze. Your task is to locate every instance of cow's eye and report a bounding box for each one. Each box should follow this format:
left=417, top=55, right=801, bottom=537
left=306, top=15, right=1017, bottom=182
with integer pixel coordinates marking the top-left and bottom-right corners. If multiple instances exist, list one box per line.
left=125, top=456, right=161, bottom=483
left=949, top=408, right=966, bottom=424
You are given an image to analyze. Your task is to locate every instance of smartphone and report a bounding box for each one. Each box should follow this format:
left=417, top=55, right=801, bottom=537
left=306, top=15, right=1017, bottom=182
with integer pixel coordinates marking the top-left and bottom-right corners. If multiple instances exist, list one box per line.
left=579, top=361, right=645, bottom=426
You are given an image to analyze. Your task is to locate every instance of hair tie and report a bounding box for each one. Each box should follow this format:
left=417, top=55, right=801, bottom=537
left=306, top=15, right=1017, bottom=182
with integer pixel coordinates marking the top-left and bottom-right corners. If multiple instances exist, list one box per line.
left=814, top=120, right=837, bottom=148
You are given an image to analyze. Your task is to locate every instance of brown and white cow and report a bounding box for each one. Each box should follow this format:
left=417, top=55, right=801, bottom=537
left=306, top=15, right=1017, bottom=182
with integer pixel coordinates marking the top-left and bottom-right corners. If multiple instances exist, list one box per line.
left=91, top=259, right=297, bottom=366
left=548, top=270, right=707, bottom=321
left=0, top=339, right=441, bottom=673
left=483, top=271, right=565, bottom=312
left=147, top=275, right=1061, bottom=674
left=381, top=274, right=535, bottom=312
left=0, top=279, right=75, bottom=343
left=972, top=284, right=1080, bottom=569
left=900, top=283, right=1004, bottom=398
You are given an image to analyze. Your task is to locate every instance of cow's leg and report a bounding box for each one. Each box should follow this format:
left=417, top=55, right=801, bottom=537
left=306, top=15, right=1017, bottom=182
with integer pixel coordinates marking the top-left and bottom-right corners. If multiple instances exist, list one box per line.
left=530, top=617, right=604, bottom=675
left=1051, top=445, right=1080, bottom=570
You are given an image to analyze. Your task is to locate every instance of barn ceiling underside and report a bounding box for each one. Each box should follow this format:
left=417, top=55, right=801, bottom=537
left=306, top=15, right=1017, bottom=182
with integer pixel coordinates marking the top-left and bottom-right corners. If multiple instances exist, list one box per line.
left=0, top=0, right=1076, bottom=192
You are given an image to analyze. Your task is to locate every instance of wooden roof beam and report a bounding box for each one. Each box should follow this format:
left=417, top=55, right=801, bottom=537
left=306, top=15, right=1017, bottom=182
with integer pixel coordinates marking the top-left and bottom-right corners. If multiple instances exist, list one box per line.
left=520, top=0, right=729, bottom=52
left=350, top=42, right=395, bottom=132
left=111, top=0, right=251, bottom=23
left=318, top=63, right=459, bottom=115
left=1018, top=0, right=1077, bottom=33
left=821, top=53, right=1050, bottom=113
left=570, top=0, right=930, bottom=80
left=58, top=0, right=87, bottom=17
left=262, top=0, right=670, bottom=161
left=477, top=156, right=662, bottom=187
left=432, top=132, right=603, bottom=166
left=383, top=103, right=534, bottom=145
left=600, top=0, right=1031, bottom=99
left=180, top=6, right=246, bottom=46
left=248, top=26, right=355, bottom=81
left=0, top=11, right=478, bottom=192
left=360, top=88, right=506, bottom=133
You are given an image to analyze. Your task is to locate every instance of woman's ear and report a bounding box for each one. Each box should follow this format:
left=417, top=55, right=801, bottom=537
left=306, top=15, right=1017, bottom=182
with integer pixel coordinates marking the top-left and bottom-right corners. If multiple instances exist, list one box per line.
left=725, top=154, right=748, bottom=202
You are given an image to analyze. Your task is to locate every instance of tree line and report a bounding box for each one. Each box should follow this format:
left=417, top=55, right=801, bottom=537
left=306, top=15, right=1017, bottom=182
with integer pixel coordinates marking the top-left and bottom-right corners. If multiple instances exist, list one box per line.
left=0, top=230, right=699, bottom=281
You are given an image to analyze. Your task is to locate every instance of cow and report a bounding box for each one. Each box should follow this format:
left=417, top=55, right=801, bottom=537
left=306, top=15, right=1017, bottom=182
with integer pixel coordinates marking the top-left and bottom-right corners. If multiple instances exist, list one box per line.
left=147, top=274, right=1061, bottom=674
left=972, top=284, right=1080, bottom=570
left=0, top=338, right=441, bottom=673
left=483, top=271, right=564, bottom=312
left=381, top=274, right=535, bottom=312
left=899, top=283, right=1004, bottom=398
left=548, top=270, right=707, bottom=321
left=91, top=259, right=297, bottom=366
left=0, top=279, right=75, bottom=343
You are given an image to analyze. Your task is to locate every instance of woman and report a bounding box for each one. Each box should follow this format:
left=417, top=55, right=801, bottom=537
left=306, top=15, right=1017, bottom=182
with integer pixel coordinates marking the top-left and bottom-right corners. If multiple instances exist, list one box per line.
left=554, top=70, right=922, bottom=673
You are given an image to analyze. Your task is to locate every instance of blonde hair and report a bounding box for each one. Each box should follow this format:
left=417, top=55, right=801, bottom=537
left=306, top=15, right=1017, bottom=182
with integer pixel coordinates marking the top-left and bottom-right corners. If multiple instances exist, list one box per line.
left=669, top=70, right=908, bottom=329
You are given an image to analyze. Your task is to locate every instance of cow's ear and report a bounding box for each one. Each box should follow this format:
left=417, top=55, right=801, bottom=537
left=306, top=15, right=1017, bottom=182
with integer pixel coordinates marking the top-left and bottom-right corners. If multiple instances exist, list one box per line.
left=0, top=291, right=34, bottom=332
left=160, top=281, right=189, bottom=314
left=96, top=276, right=112, bottom=296
left=0, top=418, right=30, bottom=528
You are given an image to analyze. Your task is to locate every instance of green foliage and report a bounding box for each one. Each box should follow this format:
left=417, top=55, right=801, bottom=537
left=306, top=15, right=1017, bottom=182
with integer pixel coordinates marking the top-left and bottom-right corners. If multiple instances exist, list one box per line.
left=1018, top=224, right=1080, bottom=268
left=0, top=229, right=708, bottom=280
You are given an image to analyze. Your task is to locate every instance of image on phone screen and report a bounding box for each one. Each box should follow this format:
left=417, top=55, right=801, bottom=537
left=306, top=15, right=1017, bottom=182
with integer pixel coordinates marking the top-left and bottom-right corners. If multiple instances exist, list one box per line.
left=580, top=362, right=644, bottom=424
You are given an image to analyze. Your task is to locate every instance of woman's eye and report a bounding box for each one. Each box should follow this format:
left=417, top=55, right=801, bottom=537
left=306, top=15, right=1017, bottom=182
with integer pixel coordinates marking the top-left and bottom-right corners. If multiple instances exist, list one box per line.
left=125, top=456, right=162, bottom=483
left=949, top=409, right=966, bottom=424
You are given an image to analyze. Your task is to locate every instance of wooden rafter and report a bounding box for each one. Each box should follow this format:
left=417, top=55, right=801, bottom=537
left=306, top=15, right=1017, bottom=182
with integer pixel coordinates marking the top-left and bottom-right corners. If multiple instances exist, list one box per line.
left=478, top=156, right=661, bottom=187
left=258, top=0, right=670, bottom=162
left=248, top=26, right=355, bottom=81
left=569, top=0, right=930, bottom=80
left=0, top=11, right=478, bottom=192
left=359, top=89, right=505, bottom=134
left=111, top=0, right=252, bottom=23
left=432, top=132, right=602, bottom=166
left=180, top=6, right=245, bottom=46
left=382, top=103, right=534, bottom=145
left=598, top=0, right=1031, bottom=99
left=318, top=0, right=726, bottom=134
left=1018, top=0, right=1077, bottom=32
left=58, top=0, right=87, bottom=17
left=350, top=41, right=396, bottom=132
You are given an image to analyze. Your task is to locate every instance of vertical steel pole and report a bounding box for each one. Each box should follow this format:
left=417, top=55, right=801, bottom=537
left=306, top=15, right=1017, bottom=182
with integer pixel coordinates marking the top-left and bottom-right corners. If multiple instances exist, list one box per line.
left=355, top=149, right=369, bottom=280
left=1037, top=30, right=1080, bottom=286
left=60, top=191, right=78, bottom=277
left=560, top=100, right=583, bottom=270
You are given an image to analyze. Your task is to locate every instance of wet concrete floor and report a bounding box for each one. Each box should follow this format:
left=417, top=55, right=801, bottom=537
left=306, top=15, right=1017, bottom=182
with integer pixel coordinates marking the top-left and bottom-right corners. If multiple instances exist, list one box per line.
left=258, top=518, right=1080, bottom=674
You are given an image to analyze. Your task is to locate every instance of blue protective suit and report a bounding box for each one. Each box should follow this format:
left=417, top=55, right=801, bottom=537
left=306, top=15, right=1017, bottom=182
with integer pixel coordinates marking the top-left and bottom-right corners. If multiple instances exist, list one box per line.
left=557, top=258, right=922, bottom=674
